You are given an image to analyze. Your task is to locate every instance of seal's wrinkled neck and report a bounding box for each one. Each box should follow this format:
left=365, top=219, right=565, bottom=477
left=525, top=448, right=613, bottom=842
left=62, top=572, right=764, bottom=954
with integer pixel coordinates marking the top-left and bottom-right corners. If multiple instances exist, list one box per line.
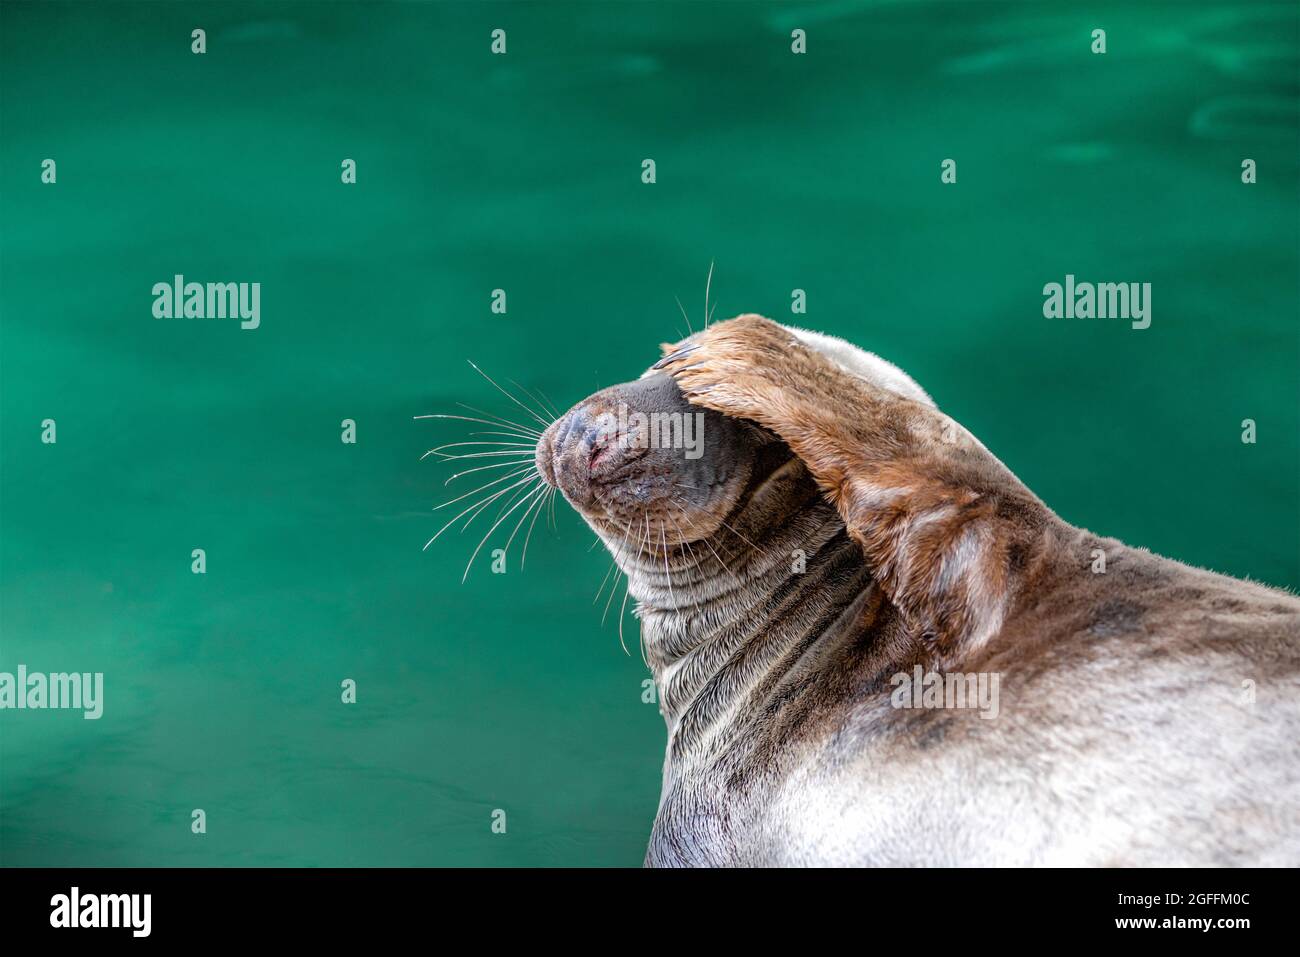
left=622, top=453, right=878, bottom=764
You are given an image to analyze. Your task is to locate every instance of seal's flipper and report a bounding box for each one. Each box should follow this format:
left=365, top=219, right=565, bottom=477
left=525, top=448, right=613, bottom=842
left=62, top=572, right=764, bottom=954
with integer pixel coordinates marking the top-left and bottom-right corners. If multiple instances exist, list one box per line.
left=656, top=314, right=1060, bottom=663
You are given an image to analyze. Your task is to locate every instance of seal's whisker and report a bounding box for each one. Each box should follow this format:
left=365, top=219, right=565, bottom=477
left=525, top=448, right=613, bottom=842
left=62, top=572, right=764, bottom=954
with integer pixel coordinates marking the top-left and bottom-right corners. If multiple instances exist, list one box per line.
left=594, top=550, right=619, bottom=608
left=503, top=481, right=549, bottom=569
left=596, top=516, right=636, bottom=610
left=422, top=440, right=535, bottom=461
left=466, top=360, right=552, bottom=430
left=444, top=459, right=538, bottom=486
left=615, top=512, right=650, bottom=656
left=472, top=473, right=538, bottom=529
left=670, top=497, right=741, bottom=580
left=462, top=481, right=546, bottom=583
left=456, top=403, right=544, bottom=437
left=429, top=440, right=537, bottom=450
left=419, top=412, right=541, bottom=440
left=636, top=520, right=650, bottom=666
left=439, top=474, right=539, bottom=541
left=434, top=465, right=535, bottom=511
left=664, top=508, right=701, bottom=570
left=519, top=487, right=550, bottom=569
left=639, top=613, right=648, bottom=669
left=703, top=260, right=714, bottom=329
left=601, top=564, right=631, bottom=628
left=508, top=377, right=560, bottom=428
left=714, top=514, right=764, bottom=555
left=440, top=452, right=537, bottom=462
left=601, top=563, right=627, bottom=628
left=432, top=450, right=537, bottom=461
left=617, top=576, right=632, bottom=658
left=534, top=387, right=564, bottom=422
left=675, top=295, right=693, bottom=337
left=661, top=524, right=679, bottom=612
left=423, top=473, right=537, bottom=549
left=467, top=430, right=542, bottom=442
left=599, top=517, right=641, bottom=624
left=426, top=442, right=538, bottom=455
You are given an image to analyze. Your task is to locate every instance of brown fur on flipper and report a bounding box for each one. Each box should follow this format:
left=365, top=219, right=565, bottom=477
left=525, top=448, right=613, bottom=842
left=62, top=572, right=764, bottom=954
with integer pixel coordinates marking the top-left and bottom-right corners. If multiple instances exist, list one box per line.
left=656, top=314, right=1061, bottom=666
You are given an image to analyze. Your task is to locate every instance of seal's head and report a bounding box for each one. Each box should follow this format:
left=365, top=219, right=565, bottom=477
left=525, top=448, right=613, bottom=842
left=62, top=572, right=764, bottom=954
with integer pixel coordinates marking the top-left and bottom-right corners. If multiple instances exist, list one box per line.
left=536, top=317, right=934, bottom=555
left=535, top=371, right=772, bottom=547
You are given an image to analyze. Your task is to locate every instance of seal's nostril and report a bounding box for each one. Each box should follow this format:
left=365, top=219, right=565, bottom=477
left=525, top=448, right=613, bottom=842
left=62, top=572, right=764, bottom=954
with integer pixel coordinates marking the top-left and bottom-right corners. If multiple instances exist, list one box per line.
left=560, top=409, right=589, bottom=451
left=539, top=407, right=601, bottom=503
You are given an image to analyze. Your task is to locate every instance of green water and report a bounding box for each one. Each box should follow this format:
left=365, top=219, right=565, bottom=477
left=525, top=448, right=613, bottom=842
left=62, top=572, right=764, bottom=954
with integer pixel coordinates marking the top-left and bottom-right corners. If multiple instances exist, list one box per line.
left=1, top=1, right=1297, bottom=866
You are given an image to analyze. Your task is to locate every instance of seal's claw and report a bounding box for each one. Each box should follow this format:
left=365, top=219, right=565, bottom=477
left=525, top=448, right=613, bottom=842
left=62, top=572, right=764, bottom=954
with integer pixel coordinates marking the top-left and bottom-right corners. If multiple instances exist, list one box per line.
left=653, top=314, right=808, bottom=427
left=652, top=343, right=698, bottom=369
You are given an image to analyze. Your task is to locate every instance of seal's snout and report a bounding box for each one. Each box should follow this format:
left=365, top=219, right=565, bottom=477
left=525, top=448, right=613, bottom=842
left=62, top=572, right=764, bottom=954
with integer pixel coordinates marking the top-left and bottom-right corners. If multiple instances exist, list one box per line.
left=538, top=398, right=639, bottom=509
left=536, top=372, right=763, bottom=547
left=535, top=423, right=558, bottom=488
left=537, top=405, right=597, bottom=507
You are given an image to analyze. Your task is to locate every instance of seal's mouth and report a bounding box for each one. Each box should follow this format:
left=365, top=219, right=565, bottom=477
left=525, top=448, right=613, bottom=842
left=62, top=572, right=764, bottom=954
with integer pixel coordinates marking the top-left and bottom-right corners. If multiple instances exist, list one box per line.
left=537, top=404, right=653, bottom=513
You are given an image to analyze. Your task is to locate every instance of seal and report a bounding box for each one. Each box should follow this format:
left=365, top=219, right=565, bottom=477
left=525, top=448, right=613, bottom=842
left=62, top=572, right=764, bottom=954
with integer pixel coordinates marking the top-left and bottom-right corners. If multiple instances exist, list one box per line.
left=535, top=314, right=1300, bottom=866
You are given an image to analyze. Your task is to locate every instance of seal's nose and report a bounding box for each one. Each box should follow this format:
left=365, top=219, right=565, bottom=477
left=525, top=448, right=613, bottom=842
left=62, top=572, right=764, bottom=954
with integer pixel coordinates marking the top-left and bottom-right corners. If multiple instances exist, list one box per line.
left=538, top=397, right=648, bottom=507
left=537, top=406, right=598, bottom=504
left=535, top=425, right=557, bottom=487
left=539, top=375, right=696, bottom=509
